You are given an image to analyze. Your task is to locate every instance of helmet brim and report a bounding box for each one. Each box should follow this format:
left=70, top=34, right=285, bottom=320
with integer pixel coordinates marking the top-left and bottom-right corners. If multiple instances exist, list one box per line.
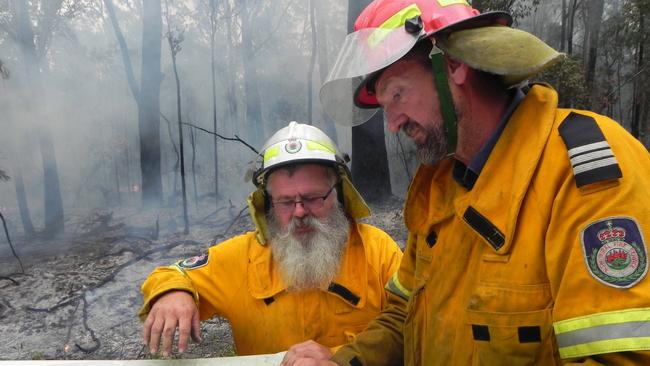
left=430, top=11, right=512, bottom=37
left=437, top=25, right=565, bottom=87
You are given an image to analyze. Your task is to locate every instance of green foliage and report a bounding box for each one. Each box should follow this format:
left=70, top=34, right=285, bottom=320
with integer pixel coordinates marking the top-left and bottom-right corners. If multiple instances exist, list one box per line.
left=30, top=351, right=45, bottom=360
left=536, top=55, right=590, bottom=110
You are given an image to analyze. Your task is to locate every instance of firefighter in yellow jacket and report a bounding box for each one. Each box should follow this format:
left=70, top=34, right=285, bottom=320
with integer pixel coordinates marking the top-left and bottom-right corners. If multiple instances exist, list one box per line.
left=282, top=1, right=650, bottom=365
left=139, top=122, right=402, bottom=357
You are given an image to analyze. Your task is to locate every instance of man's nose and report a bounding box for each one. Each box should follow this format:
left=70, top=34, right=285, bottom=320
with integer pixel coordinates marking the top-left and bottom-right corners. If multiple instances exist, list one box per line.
left=385, top=111, right=407, bottom=134
left=292, top=201, right=308, bottom=218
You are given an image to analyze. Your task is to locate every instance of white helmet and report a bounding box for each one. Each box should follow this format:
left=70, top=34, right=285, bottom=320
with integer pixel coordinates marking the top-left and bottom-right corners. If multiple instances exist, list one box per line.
left=253, top=121, right=349, bottom=187
left=247, top=121, right=370, bottom=245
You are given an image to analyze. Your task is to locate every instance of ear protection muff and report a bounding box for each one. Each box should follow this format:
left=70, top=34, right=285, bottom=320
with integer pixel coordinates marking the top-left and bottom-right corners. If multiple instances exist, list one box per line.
left=263, top=190, right=271, bottom=214
left=336, top=180, right=345, bottom=207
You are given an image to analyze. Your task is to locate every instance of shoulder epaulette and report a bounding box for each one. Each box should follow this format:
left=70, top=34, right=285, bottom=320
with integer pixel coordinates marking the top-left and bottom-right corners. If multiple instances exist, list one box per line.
left=558, top=112, right=622, bottom=188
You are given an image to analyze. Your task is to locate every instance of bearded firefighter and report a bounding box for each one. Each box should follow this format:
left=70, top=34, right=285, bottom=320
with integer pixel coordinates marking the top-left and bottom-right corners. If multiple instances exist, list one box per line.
left=140, top=122, right=402, bottom=357
left=282, top=0, right=650, bottom=365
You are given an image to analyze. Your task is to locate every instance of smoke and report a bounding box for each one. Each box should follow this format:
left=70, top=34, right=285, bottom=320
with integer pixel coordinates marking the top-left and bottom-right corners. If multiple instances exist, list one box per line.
left=0, top=0, right=413, bottom=239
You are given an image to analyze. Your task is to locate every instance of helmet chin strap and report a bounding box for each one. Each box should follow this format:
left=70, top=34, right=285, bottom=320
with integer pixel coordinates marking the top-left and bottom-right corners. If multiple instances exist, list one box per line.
left=429, top=39, right=458, bottom=155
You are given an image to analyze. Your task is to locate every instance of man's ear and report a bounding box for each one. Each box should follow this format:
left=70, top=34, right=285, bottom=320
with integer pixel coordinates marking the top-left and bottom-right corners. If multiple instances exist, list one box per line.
left=446, top=56, right=469, bottom=85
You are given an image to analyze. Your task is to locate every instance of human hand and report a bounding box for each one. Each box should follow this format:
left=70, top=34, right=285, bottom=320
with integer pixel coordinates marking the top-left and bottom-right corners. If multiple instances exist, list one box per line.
left=281, top=340, right=337, bottom=366
left=142, top=290, right=202, bottom=357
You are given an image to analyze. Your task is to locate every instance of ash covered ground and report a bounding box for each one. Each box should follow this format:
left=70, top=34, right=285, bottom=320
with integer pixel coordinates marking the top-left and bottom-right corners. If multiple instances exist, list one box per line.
left=0, top=196, right=406, bottom=360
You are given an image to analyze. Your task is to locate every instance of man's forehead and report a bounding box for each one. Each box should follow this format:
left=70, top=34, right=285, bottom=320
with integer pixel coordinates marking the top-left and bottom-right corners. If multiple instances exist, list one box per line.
left=376, top=58, right=423, bottom=94
left=267, top=164, right=330, bottom=188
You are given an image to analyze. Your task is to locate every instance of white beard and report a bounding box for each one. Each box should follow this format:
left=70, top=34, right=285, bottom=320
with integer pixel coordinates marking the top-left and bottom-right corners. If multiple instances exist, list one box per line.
left=267, top=202, right=350, bottom=292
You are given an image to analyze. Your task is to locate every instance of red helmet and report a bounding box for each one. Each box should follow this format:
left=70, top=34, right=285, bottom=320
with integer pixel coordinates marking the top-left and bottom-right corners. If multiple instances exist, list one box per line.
left=320, top=0, right=511, bottom=126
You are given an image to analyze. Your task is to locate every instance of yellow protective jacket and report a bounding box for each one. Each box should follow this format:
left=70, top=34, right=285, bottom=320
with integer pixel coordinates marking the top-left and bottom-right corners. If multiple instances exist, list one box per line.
left=139, top=222, right=402, bottom=355
left=332, top=84, right=650, bottom=365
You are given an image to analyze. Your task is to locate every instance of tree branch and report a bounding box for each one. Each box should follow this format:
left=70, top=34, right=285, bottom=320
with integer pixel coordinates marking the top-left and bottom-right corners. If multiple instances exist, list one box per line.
left=252, top=0, right=295, bottom=55
left=103, top=0, right=140, bottom=103
left=182, top=122, right=258, bottom=154
left=25, top=239, right=200, bottom=314
left=0, top=211, right=25, bottom=274
left=605, top=62, right=649, bottom=99
left=160, top=112, right=180, bottom=171
left=75, top=293, right=100, bottom=353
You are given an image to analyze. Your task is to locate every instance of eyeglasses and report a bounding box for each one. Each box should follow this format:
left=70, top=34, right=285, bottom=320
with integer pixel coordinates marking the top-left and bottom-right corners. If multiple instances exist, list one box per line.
left=271, top=184, right=337, bottom=213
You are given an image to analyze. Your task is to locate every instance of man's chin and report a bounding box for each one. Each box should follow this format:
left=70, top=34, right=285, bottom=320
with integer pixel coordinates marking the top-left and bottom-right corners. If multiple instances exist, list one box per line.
left=417, top=147, right=446, bottom=166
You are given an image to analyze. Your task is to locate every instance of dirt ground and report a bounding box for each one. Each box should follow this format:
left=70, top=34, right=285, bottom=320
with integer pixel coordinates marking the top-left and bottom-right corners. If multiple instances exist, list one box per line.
left=0, top=196, right=406, bottom=361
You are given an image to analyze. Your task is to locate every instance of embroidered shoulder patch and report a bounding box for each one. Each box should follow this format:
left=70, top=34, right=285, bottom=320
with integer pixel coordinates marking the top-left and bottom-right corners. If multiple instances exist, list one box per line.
left=581, top=217, right=647, bottom=288
left=177, top=252, right=209, bottom=270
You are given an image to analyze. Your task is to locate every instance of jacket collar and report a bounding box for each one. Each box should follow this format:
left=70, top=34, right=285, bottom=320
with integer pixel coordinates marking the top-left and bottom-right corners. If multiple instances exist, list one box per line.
left=404, top=158, right=458, bottom=235
left=246, top=222, right=368, bottom=308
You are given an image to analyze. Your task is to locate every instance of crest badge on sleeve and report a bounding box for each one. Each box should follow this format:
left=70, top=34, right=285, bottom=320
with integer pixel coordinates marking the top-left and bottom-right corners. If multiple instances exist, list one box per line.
left=177, top=252, right=209, bottom=270
left=581, top=217, right=647, bottom=289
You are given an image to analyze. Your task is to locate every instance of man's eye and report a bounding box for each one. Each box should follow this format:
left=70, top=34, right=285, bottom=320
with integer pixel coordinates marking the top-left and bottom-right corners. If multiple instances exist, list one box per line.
left=302, top=197, right=320, bottom=204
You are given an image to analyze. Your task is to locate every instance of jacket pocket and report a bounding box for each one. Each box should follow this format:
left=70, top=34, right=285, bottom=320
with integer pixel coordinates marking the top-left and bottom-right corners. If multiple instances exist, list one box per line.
left=466, top=307, right=558, bottom=366
left=413, top=235, right=434, bottom=282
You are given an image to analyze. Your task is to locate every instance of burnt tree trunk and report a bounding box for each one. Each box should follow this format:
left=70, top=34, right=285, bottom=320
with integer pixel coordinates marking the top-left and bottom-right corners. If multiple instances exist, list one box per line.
left=14, top=0, right=64, bottom=235
left=209, top=0, right=219, bottom=203
left=314, top=0, right=338, bottom=142
left=307, top=0, right=317, bottom=123
left=585, top=0, right=604, bottom=108
left=239, top=0, right=264, bottom=148
left=631, top=17, right=645, bottom=139
left=11, top=163, right=34, bottom=236
left=104, top=0, right=164, bottom=207
left=567, top=0, right=578, bottom=56
left=348, top=0, right=392, bottom=202
left=139, top=0, right=164, bottom=207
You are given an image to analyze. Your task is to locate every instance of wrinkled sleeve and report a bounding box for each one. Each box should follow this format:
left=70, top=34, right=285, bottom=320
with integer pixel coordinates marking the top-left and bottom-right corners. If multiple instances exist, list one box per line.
left=138, top=248, right=220, bottom=322
left=546, top=121, right=650, bottom=364
left=374, top=227, right=404, bottom=305
left=331, top=232, right=417, bottom=366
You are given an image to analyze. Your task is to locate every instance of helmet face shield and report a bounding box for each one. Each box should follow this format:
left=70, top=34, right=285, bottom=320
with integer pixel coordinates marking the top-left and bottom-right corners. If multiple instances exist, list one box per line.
left=320, top=26, right=421, bottom=127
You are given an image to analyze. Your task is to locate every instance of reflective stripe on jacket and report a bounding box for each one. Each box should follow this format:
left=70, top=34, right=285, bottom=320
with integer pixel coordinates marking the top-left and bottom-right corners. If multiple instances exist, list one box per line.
left=139, top=222, right=402, bottom=355
left=332, top=84, right=650, bottom=365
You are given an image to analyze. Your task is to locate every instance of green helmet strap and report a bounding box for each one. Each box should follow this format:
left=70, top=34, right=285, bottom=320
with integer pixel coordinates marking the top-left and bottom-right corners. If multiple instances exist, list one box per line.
left=429, top=47, right=457, bottom=153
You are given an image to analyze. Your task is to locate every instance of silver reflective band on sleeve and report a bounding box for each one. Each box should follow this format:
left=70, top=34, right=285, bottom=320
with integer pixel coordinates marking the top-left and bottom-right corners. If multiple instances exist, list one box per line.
left=554, top=308, right=650, bottom=359
left=385, top=272, right=411, bottom=301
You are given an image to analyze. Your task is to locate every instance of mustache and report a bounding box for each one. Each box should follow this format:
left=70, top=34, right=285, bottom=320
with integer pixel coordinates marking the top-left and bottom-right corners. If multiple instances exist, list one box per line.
left=289, top=214, right=327, bottom=232
left=402, top=120, right=418, bottom=136
left=267, top=204, right=350, bottom=291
